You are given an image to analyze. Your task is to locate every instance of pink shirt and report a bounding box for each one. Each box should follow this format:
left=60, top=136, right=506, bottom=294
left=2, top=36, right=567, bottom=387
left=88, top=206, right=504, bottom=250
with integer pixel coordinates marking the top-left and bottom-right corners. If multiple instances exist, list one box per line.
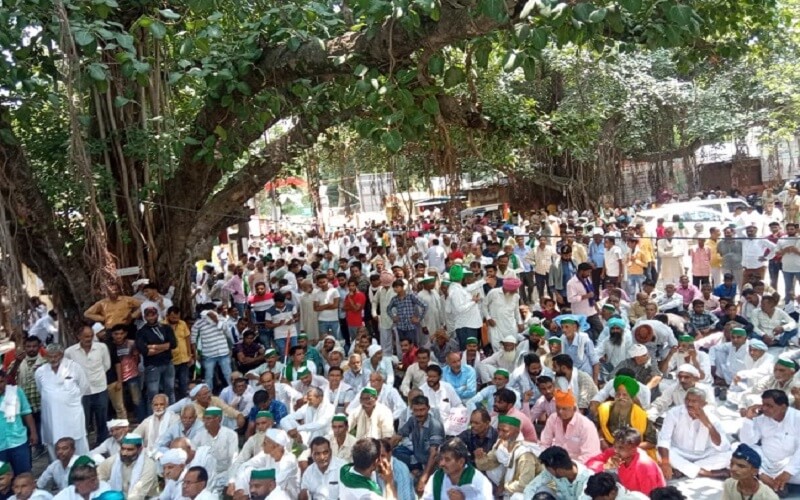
left=675, top=284, right=701, bottom=307
left=566, top=276, right=597, bottom=317
left=528, top=396, right=556, bottom=423
left=690, top=247, right=711, bottom=277
left=539, top=412, right=602, bottom=463
left=586, top=448, right=666, bottom=495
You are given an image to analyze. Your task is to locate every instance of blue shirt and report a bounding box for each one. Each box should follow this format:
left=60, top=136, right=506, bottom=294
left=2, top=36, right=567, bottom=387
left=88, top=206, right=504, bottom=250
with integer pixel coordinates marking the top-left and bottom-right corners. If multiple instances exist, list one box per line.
left=713, top=283, right=737, bottom=299
left=443, top=365, right=477, bottom=400
left=561, top=332, right=600, bottom=376
left=0, top=387, right=32, bottom=450
left=248, top=399, right=288, bottom=425
left=588, top=241, right=605, bottom=268
left=378, top=457, right=415, bottom=500
left=513, top=245, right=532, bottom=273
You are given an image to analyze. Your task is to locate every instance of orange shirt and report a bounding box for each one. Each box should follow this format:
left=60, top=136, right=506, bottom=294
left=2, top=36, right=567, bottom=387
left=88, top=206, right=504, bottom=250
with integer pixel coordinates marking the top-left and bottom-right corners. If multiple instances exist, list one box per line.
left=84, top=296, right=142, bottom=328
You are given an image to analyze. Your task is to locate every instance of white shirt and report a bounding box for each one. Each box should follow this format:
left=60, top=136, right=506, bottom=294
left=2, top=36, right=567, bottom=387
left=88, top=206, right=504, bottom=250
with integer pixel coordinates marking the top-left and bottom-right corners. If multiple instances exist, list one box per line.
left=280, top=400, right=335, bottom=440
left=400, top=362, right=436, bottom=397
left=740, top=407, right=800, bottom=477
left=63, top=342, right=111, bottom=394
left=657, top=404, right=729, bottom=457
left=750, top=307, right=797, bottom=338
left=37, top=456, right=78, bottom=490
left=776, top=236, right=800, bottom=272
left=300, top=457, right=346, bottom=500
left=29, top=315, right=58, bottom=344
left=446, top=283, right=482, bottom=330
left=194, top=427, right=239, bottom=475
left=313, top=288, right=340, bottom=322
left=647, top=383, right=715, bottom=420
left=741, top=237, right=775, bottom=268
left=665, top=350, right=713, bottom=385
left=426, top=246, right=447, bottom=273
left=420, top=382, right=462, bottom=422
left=347, top=384, right=407, bottom=420
left=604, top=245, right=624, bottom=277
left=233, top=451, right=300, bottom=498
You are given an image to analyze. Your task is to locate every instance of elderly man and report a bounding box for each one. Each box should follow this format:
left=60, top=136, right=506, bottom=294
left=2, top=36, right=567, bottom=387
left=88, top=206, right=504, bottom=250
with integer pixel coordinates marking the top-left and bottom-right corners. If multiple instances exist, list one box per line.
left=348, top=372, right=406, bottom=420
left=466, top=369, right=519, bottom=413
left=96, top=434, right=159, bottom=500
left=711, top=326, right=752, bottom=386
left=233, top=411, right=273, bottom=473
left=181, top=466, right=217, bottom=500
left=281, top=387, right=334, bottom=444
left=35, top=343, right=90, bottom=460
left=190, top=384, right=246, bottom=428
left=483, top=278, right=524, bottom=352
left=159, top=448, right=188, bottom=500
left=660, top=335, right=712, bottom=384
left=89, top=419, right=129, bottom=462
left=348, top=387, right=394, bottom=440
left=613, top=344, right=663, bottom=400
left=363, top=345, right=395, bottom=388
left=298, top=437, right=346, bottom=500
left=156, top=405, right=203, bottom=456
left=230, top=429, right=299, bottom=498
left=740, top=389, right=800, bottom=494
left=290, top=367, right=329, bottom=397
left=596, top=317, right=634, bottom=378
left=647, top=364, right=715, bottom=420
left=483, top=336, right=521, bottom=375
left=657, top=388, right=730, bottom=480
left=738, top=357, right=800, bottom=411
left=442, top=352, right=477, bottom=400
left=193, top=407, right=239, bottom=492
left=132, top=394, right=178, bottom=458
left=475, top=415, right=539, bottom=499
left=657, top=227, right=686, bottom=285
left=539, top=390, right=601, bottom=463
left=555, top=315, right=600, bottom=385
left=169, top=437, right=217, bottom=491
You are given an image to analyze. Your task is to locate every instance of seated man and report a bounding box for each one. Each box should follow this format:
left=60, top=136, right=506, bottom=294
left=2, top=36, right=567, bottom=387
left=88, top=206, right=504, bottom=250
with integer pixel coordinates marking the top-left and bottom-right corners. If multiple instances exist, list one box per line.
left=347, top=372, right=406, bottom=421
left=522, top=446, right=593, bottom=499
left=710, top=325, right=751, bottom=387
left=612, top=344, right=663, bottom=400
left=659, top=335, right=712, bottom=384
left=474, top=415, right=540, bottom=498
left=52, top=458, right=110, bottom=500
left=132, top=394, right=179, bottom=458
left=738, top=357, right=800, bottom=412
left=456, top=409, right=498, bottom=467
left=589, top=367, right=652, bottom=415
left=740, top=389, right=800, bottom=495
left=646, top=364, right=715, bottom=421
left=390, top=395, right=444, bottom=495
left=586, top=427, right=666, bottom=496
left=10, top=472, right=54, bottom=500
left=596, top=376, right=658, bottom=462
left=281, top=387, right=334, bottom=444
left=466, top=369, right=520, bottom=413
left=37, top=437, right=77, bottom=492
left=584, top=472, right=649, bottom=500
left=539, top=390, right=601, bottom=463
left=96, top=434, right=159, bottom=499
left=298, top=437, right=346, bottom=500
left=421, top=437, right=494, bottom=500
left=524, top=375, right=557, bottom=432
left=90, top=420, right=129, bottom=463
left=657, top=388, right=730, bottom=480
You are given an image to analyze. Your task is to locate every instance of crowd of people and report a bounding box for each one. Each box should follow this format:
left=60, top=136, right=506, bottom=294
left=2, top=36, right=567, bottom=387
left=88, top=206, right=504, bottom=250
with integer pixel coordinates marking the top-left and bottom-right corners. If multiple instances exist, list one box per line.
left=5, top=196, right=800, bottom=500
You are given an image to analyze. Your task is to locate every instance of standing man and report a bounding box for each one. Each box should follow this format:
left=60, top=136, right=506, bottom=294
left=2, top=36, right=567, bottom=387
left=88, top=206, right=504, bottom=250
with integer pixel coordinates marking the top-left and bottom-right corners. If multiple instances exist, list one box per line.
left=533, top=236, right=557, bottom=301
left=657, top=226, right=686, bottom=286
left=514, top=235, right=535, bottom=305
left=484, top=278, right=523, bottom=353
left=741, top=223, right=775, bottom=282
left=776, top=222, right=800, bottom=304
left=603, top=236, right=624, bottom=287
left=65, top=324, right=111, bottom=448
left=387, top=280, right=428, bottom=347
left=588, top=229, right=606, bottom=293
left=165, top=306, right=192, bottom=401
left=191, top=309, right=233, bottom=393
left=717, top=226, right=744, bottom=288
left=35, top=344, right=90, bottom=459
left=0, top=368, right=38, bottom=474
left=415, top=277, right=445, bottom=349
left=136, top=303, right=177, bottom=405
left=566, top=263, right=602, bottom=337
left=84, top=284, right=142, bottom=336
left=7, top=336, right=46, bottom=457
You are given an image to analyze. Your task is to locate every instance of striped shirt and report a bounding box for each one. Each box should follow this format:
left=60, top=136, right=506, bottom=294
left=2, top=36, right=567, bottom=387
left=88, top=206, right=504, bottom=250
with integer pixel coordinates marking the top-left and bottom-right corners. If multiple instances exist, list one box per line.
left=191, top=317, right=231, bottom=358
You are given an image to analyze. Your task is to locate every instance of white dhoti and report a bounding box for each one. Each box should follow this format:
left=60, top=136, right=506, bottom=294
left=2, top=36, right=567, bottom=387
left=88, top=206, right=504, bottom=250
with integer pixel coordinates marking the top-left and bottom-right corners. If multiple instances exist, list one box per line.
left=749, top=445, right=800, bottom=484
left=668, top=447, right=732, bottom=479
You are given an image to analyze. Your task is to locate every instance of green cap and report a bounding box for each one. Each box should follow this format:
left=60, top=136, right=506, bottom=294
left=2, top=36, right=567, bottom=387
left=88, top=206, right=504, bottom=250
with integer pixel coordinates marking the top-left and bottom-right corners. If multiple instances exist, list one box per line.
left=0, top=462, right=10, bottom=475
left=298, top=333, right=308, bottom=340
left=361, top=387, right=378, bottom=397
left=529, top=325, right=546, bottom=337
left=465, top=337, right=478, bottom=345
left=256, top=411, right=274, bottom=420
left=250, top=469, right=276, bottom=480
left=777, top=358, right=798, bottom=370
left=297, top=367, right=311, bottom=377
left=332, top=414, right=348, bottom=423
left=602, top=304, right=616, bottom=311
left=121, top=433, right=143, bottom=446
left=494, top=369, right=510, bottom=379
left=72, top=455, right=96, bottom=468
left=265, top=348, right=277, bottom=357
left=678, top=335, right=695, bottom=343
left=613, top=375, right=640, bottom=398
left=204, top=407, right=223, bottom=417
left=419, top=277, right=435, bottom=284
left=441, top=280, right=451, bottom=286
left=547, top=337, right=562, bottom=344
left=731, top=327, right=747, bottom=337
left=559, top=318, right=578, bottom=325
left=498, top=415, right=521, bottom=427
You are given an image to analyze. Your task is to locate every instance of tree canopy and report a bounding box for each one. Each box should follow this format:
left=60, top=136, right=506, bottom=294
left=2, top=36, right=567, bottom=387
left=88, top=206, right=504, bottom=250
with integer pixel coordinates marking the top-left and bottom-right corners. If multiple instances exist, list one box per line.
left=0, top=0, right=789, bottom=326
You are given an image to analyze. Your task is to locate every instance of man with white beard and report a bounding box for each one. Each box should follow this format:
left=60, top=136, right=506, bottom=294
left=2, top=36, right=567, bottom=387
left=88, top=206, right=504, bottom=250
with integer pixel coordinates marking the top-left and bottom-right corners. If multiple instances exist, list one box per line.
left=483, top=336, right=521, bottom=374
left=132, top=394, right=179, bottom=458
left=483, top=278, right=524, bottom=353
left=159, top=449, right=188, bottom=500
left=596, top=317, right=633, bottom=380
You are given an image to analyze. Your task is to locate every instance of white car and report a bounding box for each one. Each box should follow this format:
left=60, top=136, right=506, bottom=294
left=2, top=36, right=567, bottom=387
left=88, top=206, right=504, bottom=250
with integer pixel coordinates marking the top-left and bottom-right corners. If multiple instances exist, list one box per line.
left=636, top=205, right=733, bottom=237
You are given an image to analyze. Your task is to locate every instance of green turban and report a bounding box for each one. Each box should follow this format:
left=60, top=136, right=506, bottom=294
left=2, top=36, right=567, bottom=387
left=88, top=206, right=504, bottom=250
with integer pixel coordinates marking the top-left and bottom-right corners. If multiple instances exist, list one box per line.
left=613, top=375, right=640, bottom=398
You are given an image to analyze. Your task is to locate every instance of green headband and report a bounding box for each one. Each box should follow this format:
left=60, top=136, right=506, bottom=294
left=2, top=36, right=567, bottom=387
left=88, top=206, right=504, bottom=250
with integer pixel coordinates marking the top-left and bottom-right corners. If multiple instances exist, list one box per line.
left=332, top=414, right=348, bottom=423
left=204, top=407, right=223, bottom=417
left=0, top=462, right=10, bottom=475
left=250, top=469, right=276, bottom=480
left=256, top=411, right=274, bottom=420
left=678, top=335, right=695, bottom=343
left=559, top=319, right=578, bottom=325
left=777, top=358, right=798, bottom=370
left=498, top=415, right=521, bottom=428
left=297, top=368, right=311, bottom=377
left=529, top=325, right=546, bottom=337
left=547, top=337, right=562, bottom=344
left=731, top=328, right=747, bottom=337
left=362, top=387, right=378, bottom=397
left=121, top=434, right=143, bottom=446
left=495, top=369, right=510, bottom=379
left=465, top=337, right=478, bottom=345
left=265, top=348, right=277, bottom=357
left=602, top=304, right=616, bottom=311
left=298, top=333, right=308, bottom=340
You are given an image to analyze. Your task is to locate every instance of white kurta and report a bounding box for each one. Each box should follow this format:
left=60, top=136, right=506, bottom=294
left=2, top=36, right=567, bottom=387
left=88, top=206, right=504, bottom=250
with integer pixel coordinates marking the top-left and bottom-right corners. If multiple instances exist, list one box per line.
left=484, top=288, right=522, bottom=352
left=280, top=400, right=335, bottom=441
left=417, top=289, right=446, bottom=348
left=740, top=408, right=800, bottom=481
left=233, top=451, right=300, bottom=498
left=35, top=359, right=90, bottom=446
left=657, top=405, right=730, bottom=478
left=300, top=457, right=346, bottom=500
left=52, top=482, right=110, bottom=500
left=194, top=427, right=239, bottom=490
left=710, top=341, right=750, bottom=384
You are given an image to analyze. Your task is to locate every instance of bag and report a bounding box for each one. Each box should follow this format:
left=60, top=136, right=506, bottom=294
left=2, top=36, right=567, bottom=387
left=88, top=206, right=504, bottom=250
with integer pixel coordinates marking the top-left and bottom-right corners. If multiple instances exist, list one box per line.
left=443, top=406, right=469, bottom=436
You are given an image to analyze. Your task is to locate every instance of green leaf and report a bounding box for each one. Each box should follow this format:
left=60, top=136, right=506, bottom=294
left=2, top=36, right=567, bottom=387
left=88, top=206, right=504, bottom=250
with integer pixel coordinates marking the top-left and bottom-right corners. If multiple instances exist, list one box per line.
left=113, top=96, right=131, bottom=107
left=521, top=57, right=536, bottom=81
left=619, top=0, right=642, bottom=13
left=573, top=3, right=593, bottom=22
left=74, top=31, right=94, bottom=46
left=428, top=54, right=444, bottom=76
left=443, top=67, right=465, bottom=87
left=149, top=21, right=167, bottom=39
left=422, top=96, right=439, bottom=115
left=287, top=36, right=301, bottom=52
left=381, top=130, right=403, bottom=153
left=354, top=64, right=368, bottom=77
left=502, top=50, right=519, bottom=72
left=184, top=136, right=202, bottom=146
left=474, top=44, right=491, bottom=69
left=214, top=125, right=227, bottom=141
left=588, top=8, right=607, bottom=23
left=115, top=33, right=135, bottom=51
left=159, top=8, right=181, bottom=19
left=530, top=27, right=548, bottom=50
left=0, top=128, right=17, bottom=146
left=478, top=0, right=507, bottom=22
left=520, top=0, right=538, bottom=18
left=667, top=5, right=693, bottom=27
left=515, top=24, right=531, bottom=42
left=88, top=63, right=107, bottom=81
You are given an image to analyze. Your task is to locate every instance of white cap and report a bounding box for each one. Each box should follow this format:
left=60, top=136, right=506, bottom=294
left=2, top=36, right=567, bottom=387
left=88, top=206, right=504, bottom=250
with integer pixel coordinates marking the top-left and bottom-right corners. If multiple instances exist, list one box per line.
left=367, top=344, right=383, bottom=358
left=265, top=428, right=290, bottom=447
left=592, top=227, right=605, bottom=236
left=91, top=323, right=105, bottom=335
left=106, top=419, right=129, bottom=429
left=189, top=383, right=209, bottom=398
left=676, top=363, right=700, bottom=378
left=131, top=279, right=150, bottom=288
left=501, top=335, right=518, bottom=344
left=159, top=448, right=188, bottom=465
left=628, top=344, right=648, bottom=358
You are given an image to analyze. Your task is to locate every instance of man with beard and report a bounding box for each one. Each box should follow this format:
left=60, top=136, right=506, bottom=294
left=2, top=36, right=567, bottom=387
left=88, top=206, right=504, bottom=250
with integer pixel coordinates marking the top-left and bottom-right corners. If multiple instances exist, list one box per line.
left=420, top=366, right=461, bottom=424
left=596, top=317, right=633, bottom=380
left=484, top=278, right=524, bottom=352
left=483, top=336, right=521, bottom=375
left=466, top=369, right=520, bottom=413
left=551, top=354, right=598, bottom=412
left=491, top=389, right=537, bottom=442
left=96, top=434, right=158, bottom=499
left=647, top=364, right=715, bottom=420
left=461, top=338, right=488, bottom=385
left=612, top=344, right=663, bottom=400
left=516, top=325, right=548, bottom=363
left=475, top=416, right=540, bottom=498
left=299, top=437, right=346, bottom=500
left=510, top=353, right=554, bottom=410
left=132, top=394, right=178, bottom=458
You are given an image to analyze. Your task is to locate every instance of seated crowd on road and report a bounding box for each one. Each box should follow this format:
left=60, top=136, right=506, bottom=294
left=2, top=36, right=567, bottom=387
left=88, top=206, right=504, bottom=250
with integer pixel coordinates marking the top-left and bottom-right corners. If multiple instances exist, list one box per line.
left=7, top=196, right=800, bottom=500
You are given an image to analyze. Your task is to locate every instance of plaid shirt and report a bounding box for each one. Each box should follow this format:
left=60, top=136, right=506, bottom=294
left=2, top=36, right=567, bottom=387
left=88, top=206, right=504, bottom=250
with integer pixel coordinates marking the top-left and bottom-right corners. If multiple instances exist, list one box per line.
left=386, top=293, right=428, bottom=331
left=687, top=311, right=718, bottom=335
left=16, top=355, right=46, bottom=412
